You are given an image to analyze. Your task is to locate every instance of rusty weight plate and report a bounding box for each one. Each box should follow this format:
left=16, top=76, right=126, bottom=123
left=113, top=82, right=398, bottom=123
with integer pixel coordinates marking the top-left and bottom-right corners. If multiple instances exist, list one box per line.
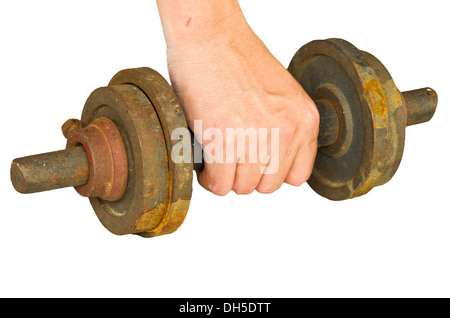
left=81, top=68, right=193, bottom=236
left=109, top=68, right=193, bottom=237
left=288, top=39, right=405, bottom=200
left=360, top=51, right=406, bottom=188
left=80, top=84, right=170, bottom=235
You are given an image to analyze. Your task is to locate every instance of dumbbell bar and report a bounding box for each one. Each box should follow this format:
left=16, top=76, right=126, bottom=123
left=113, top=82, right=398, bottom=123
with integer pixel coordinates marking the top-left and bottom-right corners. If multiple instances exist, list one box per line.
left=10, top=39, right=437, bottom=237
left=11, top=86, right=435, bottom=194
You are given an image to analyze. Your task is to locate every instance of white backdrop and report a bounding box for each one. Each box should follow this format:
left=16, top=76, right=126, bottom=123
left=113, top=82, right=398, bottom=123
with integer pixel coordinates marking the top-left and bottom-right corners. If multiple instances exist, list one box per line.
left=0, top=0, right=449, bottom=297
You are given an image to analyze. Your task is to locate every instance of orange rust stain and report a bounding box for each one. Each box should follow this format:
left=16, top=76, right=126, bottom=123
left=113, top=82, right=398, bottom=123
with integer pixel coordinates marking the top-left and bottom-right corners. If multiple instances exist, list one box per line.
left=140, top=199, right=191, bottom=237
left=160, top=199, right=191, bottom=235
left=134, top=203, right=166, bottom=233
left=365, top=79, right=387, bottom=117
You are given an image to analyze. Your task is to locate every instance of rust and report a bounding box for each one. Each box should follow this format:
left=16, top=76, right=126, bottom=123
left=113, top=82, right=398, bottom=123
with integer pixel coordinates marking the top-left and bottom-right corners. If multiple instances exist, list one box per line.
left=10, top=39, right=438, bottom=237
left=61, top=118, right=82, bottom=138
left=288, top=38, right=438, bottom=200
left=65, top=117, right=128, bottom=202
left=11, top=146, right=89, bottom=194
left=80, top=83, right=172, bottom=235
left=109, top=68, right=193, bottom=237
left=403, top=88, right=438, bottom=126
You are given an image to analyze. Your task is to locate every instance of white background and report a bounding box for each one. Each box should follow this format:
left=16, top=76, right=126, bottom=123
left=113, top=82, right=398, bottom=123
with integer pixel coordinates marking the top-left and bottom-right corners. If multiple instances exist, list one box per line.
left=0, top=0, right=449, bottom=297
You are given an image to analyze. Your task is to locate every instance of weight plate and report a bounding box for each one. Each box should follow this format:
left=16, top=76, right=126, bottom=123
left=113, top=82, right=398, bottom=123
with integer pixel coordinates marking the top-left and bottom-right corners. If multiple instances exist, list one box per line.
left=288, top=39, right=390, bottom=200
left=81, top=84, right=170, bottom=235
left=109, top=68, right=193, bottom=237
left=361, top=51, right=407, bottom=188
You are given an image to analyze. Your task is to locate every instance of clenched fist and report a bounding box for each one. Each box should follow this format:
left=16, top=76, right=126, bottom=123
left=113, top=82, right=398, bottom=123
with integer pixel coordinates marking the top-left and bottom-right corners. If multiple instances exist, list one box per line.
left=157, top=0, right=319, bottom=195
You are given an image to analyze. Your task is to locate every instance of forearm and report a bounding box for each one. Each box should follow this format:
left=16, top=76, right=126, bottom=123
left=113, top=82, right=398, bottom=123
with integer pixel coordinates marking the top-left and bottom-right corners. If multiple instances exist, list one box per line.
left=155, top=1, right=319, bottom=195
left=156, top=0, right=249, bottom=48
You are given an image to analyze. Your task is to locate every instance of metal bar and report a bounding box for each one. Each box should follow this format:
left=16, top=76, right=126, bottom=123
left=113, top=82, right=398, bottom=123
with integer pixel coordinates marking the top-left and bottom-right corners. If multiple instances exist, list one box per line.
left=11, top=146, right=89, bottom=194
left=403, top=88, right=438, bottom=126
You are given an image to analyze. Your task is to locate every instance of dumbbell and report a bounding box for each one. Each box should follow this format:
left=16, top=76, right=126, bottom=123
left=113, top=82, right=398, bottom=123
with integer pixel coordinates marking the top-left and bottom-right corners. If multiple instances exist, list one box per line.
left=10, top=39, right=438, bottom=237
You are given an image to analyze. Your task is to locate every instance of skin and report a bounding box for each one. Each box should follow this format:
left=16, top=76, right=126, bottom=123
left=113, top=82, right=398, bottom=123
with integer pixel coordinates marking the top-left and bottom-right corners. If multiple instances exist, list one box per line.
left=156, top=0, right=319, bottom=195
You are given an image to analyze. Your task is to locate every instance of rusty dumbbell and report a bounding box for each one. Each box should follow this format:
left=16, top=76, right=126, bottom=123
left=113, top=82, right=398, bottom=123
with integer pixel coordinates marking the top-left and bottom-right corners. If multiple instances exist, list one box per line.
left=10, top=39, right=438, bottom=237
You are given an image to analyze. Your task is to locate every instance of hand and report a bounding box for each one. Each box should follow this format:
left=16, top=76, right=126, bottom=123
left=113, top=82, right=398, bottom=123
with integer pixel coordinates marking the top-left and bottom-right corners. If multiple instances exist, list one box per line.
left=157, top=0, right=319, bottom=195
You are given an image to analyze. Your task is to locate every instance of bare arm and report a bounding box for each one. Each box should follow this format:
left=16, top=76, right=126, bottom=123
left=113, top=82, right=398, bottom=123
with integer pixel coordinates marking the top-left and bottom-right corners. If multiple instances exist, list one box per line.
left=156, top=0, right=319, bottom=195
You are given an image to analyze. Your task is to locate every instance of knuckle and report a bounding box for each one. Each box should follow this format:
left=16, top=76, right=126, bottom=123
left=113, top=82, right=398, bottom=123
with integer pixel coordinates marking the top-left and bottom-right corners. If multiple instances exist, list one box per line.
left=285, top=175, right=308, bottom=187
left=256, top=182, right=282, bottom=194
left=211, top=184, right=232, bottom=196
left=285, top=167, right=312, bottom=187
left=277, top=98, right=320, bottom=144
left=276, top=113, right=298, bottom=144
left=303, top=99, right=320, bottom=133
left=233, top=186, right=254, bottom=195
left=205, top=175, right=233, bottom=196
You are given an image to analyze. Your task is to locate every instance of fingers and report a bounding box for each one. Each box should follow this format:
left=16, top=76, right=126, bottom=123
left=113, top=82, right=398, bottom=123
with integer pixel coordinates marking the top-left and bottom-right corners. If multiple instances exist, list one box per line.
left=198, top=145, right=317, bottom=196
left=196, top=127, right=318, bottom=196
left=196, top=139, right=264, bottom=195
left=283, top=101, right=320, bottom=187
left=197, top=162, right=236, bottom=196
left=255, top=139, right=299, bottom=194
left=232, top=162, right=264, bottom=194
left=284, top=139, right=318, bottom=187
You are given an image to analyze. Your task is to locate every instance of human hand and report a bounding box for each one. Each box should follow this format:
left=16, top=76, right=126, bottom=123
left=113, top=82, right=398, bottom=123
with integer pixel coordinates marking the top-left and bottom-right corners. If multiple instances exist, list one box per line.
left=157, top=0, right=319, bottom=195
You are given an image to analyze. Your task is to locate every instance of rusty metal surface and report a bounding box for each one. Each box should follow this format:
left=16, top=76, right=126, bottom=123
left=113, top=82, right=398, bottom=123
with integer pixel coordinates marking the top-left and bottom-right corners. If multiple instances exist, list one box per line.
left=360, top=51, right=406, bottom=189
left=403, top=88, right=438, bottom=126
left=65, top=117, right=128, bottom=202
left=11, top=146, right=89, bottom=194
left=79, top=84, right=170, bottom=235
left=9, top=40, right=438, bottom=236
left=10, top=115, right=129, bottom=201
left=10, top=68, right=193, bottom=237
left=109, top=68, right=193, bottom=237
left=288, top=38, right=438, bottom=200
